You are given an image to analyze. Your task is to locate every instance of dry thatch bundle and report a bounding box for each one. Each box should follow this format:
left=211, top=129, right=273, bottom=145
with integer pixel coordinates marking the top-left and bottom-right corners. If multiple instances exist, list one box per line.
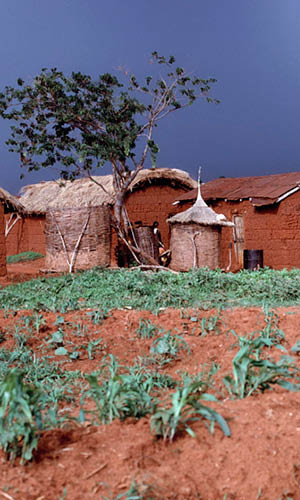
left=0, top=187, right=24, bottom=213
left=19, top=168, right=197, bottom=214
left=45, top=205, right=111, bottom=272
left=168, top=184, right=233, bottom=271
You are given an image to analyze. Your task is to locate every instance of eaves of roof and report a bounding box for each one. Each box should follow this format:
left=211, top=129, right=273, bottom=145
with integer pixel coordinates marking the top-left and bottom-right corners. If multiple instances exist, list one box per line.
left=175, top=172, right=300, bottom=207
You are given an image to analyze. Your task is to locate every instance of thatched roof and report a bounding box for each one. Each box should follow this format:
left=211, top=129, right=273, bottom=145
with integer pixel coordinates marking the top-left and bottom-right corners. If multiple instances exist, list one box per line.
left=168, top=184, right=233, bottom=227
left=19, top=168, right=197, bottom=214
left=0, top=187, right=24, bottom=213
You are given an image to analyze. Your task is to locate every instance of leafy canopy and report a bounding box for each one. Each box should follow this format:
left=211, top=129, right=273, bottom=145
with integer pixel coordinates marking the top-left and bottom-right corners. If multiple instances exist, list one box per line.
left=0, top=52, right=219, bottom=181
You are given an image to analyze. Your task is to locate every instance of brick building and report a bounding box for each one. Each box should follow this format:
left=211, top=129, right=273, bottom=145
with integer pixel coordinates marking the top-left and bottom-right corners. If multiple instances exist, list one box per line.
left=7, top=168, right=197, bottom=266
left=174, top=172, right=300, bottom=271
left=0, top=188, right=23, bottom=275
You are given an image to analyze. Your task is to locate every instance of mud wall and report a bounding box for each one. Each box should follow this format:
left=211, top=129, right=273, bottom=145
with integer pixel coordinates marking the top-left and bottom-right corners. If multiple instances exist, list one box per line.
left=175, top=190, right=300, bottom=271
left=111, top=183, right=189, bottom=266
left=7, top=183, right=189, bottom=267
left=0, top=204, right=7, bottom=275
left=5, top=215, right=46, bottom=256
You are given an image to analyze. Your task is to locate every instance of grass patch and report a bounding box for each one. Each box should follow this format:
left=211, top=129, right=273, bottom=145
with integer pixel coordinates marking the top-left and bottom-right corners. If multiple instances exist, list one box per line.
left=1, top=267, right=300, bottom=312
left=6, top=251, right=44, bottom=264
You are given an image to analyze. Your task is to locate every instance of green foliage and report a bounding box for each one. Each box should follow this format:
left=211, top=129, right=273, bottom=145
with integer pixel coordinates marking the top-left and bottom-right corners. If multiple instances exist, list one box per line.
left=81, top=355, right=158, bottom=424
left=223, top=332, right=300, bottom=398
left=85, top=338, right=104, bottom=360
left=2, top=267, right=300, bottom=313
left=0, top=343, right=80, bottom=410
left=0, top=54, right=217, bottom=184
left=103, top=480, right=157, bottom=500
left=291, top=340, right=300, bottom=354
left=136, top=318, right=161, bottom=339
left=0, top=369, right=44, bottom=463
left=180, top=308, right=223, bottom=336
left=261, top=306, right=285, bottom=344
left=150, top=376, right=230, bottom=441
left=85, top=307, right=109, bottom=325
left=6, top=251, right=44, bottom=264
left=150, top=332, right=190, bottom=361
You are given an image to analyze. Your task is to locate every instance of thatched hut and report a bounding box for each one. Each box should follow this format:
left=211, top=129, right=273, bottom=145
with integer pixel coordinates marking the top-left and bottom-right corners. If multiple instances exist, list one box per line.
left=45, top=205, right=111, bottom=272
left=0, top=188, right=24, bottom=276
left=167, top=185, right=233, bottom=271
left=10, top=168, right=197, bottom=267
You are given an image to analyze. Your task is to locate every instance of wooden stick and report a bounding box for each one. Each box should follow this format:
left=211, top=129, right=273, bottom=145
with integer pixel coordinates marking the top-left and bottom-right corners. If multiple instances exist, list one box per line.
left=191, top=232, right=201, bottom=268
left=128, top=264, right=179, bottom=274
left=84, top=462, right=108, bottom=480
left=0, top=491, right=15, bottom=500
left=69, top=211, right=90, bottom=273
left=5, top=213, right=21, bottom=237
left=52, top=212, right=71, bottom=270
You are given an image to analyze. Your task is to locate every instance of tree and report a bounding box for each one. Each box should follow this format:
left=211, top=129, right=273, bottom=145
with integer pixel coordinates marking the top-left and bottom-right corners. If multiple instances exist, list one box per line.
left=0, top=52, right=219, bottom=263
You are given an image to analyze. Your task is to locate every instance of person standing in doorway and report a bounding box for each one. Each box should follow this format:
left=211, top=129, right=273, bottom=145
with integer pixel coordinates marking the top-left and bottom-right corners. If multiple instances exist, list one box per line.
left=152, top=221, right=164, bottom=253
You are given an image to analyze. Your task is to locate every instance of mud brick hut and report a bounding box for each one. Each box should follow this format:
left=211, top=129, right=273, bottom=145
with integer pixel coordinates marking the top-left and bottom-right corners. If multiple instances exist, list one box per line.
left=10, top=168, right=197, bottom=268
left=174, top=171, right=300, bottom=271
left=0, top=188, right=23, bottom=276
left=168, top=184, right=233, bottom=271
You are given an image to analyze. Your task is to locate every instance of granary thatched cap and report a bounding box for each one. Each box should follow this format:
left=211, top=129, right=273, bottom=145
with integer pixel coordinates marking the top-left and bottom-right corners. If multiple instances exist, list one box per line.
left=0, top=187, right=24, bottom=213
left=168, top=184, right=234, bottom=227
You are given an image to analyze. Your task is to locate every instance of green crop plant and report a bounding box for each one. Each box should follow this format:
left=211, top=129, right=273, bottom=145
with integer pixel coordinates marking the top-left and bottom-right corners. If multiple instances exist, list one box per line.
left=178, top=362, right=220, bottom=394
left=85, top=307, right=109, bottom=325
left=85, top=338, right=104, bottom=360
left=0, top=344, right=81, bottom=411
left=0, top=369, right=45, bottom=463
left=136, top=318, right=161, bottom=339
left=46, top=329, right=65, bottom=347
left=130, top=363, right=176, bottom=391
left=17, top=312, right=46, bottom=335
left=81, top=355, right=157, bottom=424
left=181, top=308, right=223, bottom=336
left=150, top=332, right=190, bottom=360
left=291, top=340, right=300, bottom=354
left=102, top=480, right=157, bottom=500
left=223, top=333, right=300, bottom=398
left=14, top=332, right=28, bottom=349
left=200, top=311, right=223, bottom=336
left=261, top=305, right=285, bottom=344
left=150, top=376, right=230, bottom=441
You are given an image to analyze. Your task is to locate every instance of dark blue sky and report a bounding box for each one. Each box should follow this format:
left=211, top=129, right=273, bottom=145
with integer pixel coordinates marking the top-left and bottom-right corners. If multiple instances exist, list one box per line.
left=1, top=0, right=300, bottom=194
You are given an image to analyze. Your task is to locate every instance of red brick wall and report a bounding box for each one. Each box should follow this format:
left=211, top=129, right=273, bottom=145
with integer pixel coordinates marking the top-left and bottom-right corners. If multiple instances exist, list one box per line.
left=5, top=215, right=46, bottom=256
left=0, top=205, right=7, bottom=275
left=176, top=190, right=300, bottom=271
left=126, top=184, right=187, bottom=246
left=111, top=183, right=190, bottom=265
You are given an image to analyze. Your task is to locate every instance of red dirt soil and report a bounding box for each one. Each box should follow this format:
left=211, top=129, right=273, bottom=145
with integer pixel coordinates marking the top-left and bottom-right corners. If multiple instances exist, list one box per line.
left=0, top=260, right=300, bottom=499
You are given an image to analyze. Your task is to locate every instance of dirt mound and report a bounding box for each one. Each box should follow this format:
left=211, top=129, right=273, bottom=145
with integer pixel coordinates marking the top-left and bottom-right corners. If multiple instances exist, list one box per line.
left=0, top=262, right=300, bottom=499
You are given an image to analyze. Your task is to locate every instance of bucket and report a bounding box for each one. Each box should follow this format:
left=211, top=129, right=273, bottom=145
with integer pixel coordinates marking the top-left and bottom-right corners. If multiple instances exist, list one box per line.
left=243, top=249, right=263, bottom=270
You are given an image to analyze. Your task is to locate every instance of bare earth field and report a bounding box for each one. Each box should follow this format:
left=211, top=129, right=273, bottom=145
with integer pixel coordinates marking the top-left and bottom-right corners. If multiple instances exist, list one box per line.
left=0, top=260, right=300, bottom=500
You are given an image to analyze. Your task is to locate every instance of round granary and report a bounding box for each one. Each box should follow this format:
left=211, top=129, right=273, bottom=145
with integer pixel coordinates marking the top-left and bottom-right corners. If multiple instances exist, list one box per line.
left=167, top=184, right=234, bottom=271
left=168, top=222, right=221, bottom=271
left=45, top=205, right=111, bottom=271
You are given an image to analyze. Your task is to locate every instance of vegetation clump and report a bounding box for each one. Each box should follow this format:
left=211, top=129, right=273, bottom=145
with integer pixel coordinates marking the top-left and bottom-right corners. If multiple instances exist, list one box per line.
left=1, top=267, right=300, bottom=312
left=6, top=251, right=44, bottom=264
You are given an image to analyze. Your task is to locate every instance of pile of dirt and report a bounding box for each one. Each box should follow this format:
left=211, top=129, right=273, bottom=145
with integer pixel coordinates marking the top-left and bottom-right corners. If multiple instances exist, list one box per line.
left=0, top=261, right=299, bottom=499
